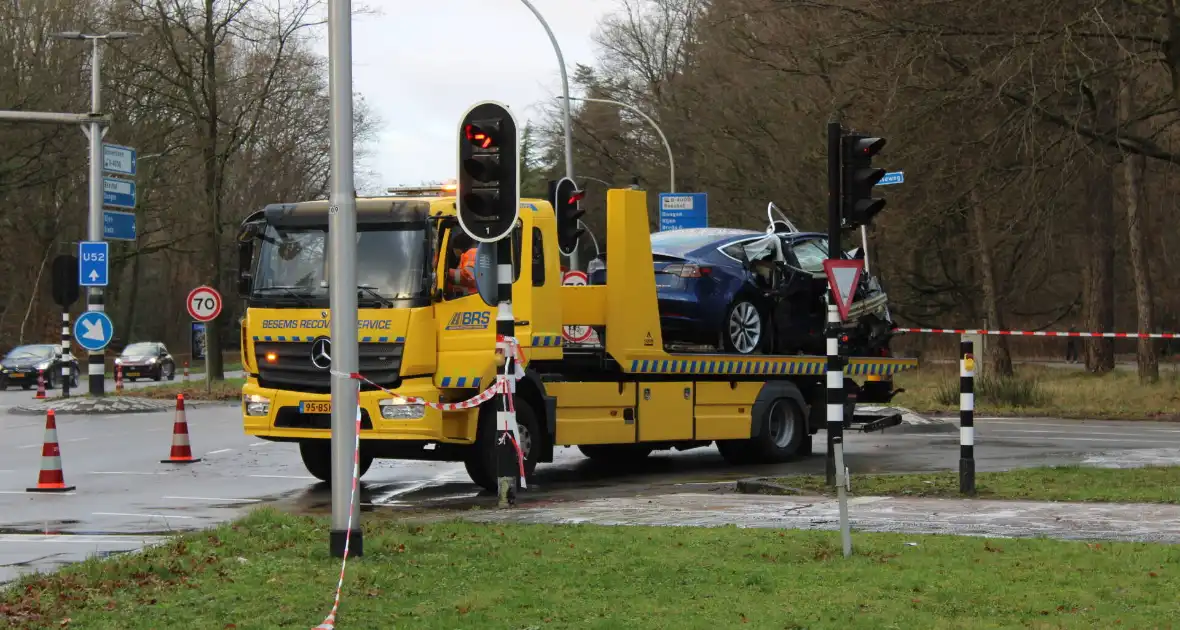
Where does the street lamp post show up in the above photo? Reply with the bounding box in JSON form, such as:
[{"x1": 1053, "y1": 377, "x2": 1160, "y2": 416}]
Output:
[
  {"x1": 51, "y1": 30, "x2": 140, "y2": 396},
  {"x1": 558, "y1": 96, "x2": 675, "y2": 193},
  {"x1": 518, "y1": 0, "x2": 580, "y2": 269}
]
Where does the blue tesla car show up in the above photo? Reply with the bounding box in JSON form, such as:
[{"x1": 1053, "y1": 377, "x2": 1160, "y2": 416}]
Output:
[{"x1": 588, "y1": 212, "x2": 894, "y2": 356}]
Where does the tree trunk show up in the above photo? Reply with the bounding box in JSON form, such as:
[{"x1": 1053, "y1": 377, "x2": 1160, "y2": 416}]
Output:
[
  {"x1": 1119, "y1": 72, "x2": 1158, "y2": 383},
  {"x1": 1083, "y1": 164, "x2": 1116, "y2": 374},
  {"x1": 202, "y1": 0, "x2": 224, "y2": 382},
  {"x1": 124, "y1": 242, "x2": 142, "y2": 341},
  {"x1": 968, "y1": 190, "x2": 1013, "y2": 376}
]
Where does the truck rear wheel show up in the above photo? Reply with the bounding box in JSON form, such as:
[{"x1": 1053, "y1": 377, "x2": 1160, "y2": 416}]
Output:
[
  {"x1": 578, "y1": 444, "x2": 653, "y2": 464},
  {"x1": 464, "y1": 396, "x2": 540, "y2": 493},
  {"x1": 299, "y1": 440, "x2": 373, "y2": 483},
  {"x1": 716, "y1": 397, "x2": 806, "y2": 465}
]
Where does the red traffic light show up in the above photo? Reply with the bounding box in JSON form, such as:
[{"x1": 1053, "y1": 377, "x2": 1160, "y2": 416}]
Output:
[
  {"x1": 464, "y1": 123, "x2": 498, "y2": 149},
  {"x1": 568, "y1": 190, "x2": 586, "y2": 204}
]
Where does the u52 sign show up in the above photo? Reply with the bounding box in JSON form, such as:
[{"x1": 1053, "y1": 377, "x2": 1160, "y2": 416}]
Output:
[{"x1": 187, "y1": 285, "x2": 223, "y2": 322}]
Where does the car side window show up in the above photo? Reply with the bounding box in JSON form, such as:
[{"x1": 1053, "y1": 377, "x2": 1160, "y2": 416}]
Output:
[
  {"x1": 721, "y1": 241, "x2": 748, "y2": 261},
  {"x1": 531, "y1": 227, "x2": 545, "y2": 287},
  {"x1": 791, "y1": 238, "x2": 828, "y2": 275}
]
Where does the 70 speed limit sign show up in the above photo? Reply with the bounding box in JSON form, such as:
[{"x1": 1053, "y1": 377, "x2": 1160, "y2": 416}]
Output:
[{"x1": 187, "y1": 285, "x2": 223, "y2": 322}]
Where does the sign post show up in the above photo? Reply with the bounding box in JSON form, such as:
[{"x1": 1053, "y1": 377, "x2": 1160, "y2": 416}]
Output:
[
  {"x1": 186, "y1": 286, "x2": 222, "y2": 395},
  {"x1": 658, "y1": 192, "x2": 707, "y2": 231}
]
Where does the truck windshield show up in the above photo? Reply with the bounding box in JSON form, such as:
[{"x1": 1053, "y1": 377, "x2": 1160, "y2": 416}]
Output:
[{"x1": 251, "y1": 224, "x2": 428, "y2": 306}]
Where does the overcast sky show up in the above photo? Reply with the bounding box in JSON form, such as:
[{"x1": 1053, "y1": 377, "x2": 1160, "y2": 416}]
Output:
[{"x1": 309, "y1": 0, "x2": 617, "y2": 192}]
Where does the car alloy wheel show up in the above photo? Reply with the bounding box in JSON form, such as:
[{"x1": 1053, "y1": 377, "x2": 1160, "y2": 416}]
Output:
[{"x1": 727, "y1": 301, "x2": 762, "y2": 354}]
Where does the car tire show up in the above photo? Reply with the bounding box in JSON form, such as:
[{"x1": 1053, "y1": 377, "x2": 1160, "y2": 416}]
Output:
[
  {"x1": 464, "y1": 395, "x2": 540, "y2": 493},
  {"x1": 46, "y1": 370, "x2": 57, "y2": 390},
  {"x1": 299, "y1": 440, "x2": 373, "y2": 483},
  {"x1": 720, "y1": 297, "x2": 767, "y2": 355},
  {"x1": 165, "y1": 361, "x2": 176, "y2": 381}
]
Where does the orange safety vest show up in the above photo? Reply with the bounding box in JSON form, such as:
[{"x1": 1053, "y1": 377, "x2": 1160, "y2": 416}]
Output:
[{"x1": 448, "y1": 248, "x2": 478, "y2": 290}]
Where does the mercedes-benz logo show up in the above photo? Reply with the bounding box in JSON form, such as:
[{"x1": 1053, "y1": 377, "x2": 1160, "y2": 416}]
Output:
[{"x1": 310, "y1": 336, "x2": 332, "y2": 370}]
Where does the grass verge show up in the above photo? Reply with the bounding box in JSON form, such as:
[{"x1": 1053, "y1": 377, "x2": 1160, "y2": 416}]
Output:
[
  {"x1": 118, "y1": 378, "x2": 245, "y2": 402},
  {"x1": 892, "y1": 363, "x2": 1180, "y2": 420},
  {"x1": 762, "y1": 466, "x2": 1180, "y2": 504},
  {"x1": 3, "y1": 508, "x2": 1178, "y2": 629}
]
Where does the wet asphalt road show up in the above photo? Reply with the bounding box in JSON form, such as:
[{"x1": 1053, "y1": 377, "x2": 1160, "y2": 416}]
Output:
[{"x1": 3, "y1": 403, "x2": 1180, "y2": 584}]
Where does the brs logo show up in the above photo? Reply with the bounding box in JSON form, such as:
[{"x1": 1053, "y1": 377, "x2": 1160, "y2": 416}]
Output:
[{"x1": 446, "y1": 311, "x2": 490, "y2": 331}]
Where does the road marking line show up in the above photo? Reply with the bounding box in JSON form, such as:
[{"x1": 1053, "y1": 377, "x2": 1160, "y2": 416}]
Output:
[
  {"x1": 17, "y1": 444, "x2": 41, "y2": 449},
  {"x1": 89, "y1": 471, "x2": 167, "y2": 475},
  {"x1": 206, "y1": 448, "x2": 232, "y2": 455},
  {"x1": 249, "y1": 442, "x2": 270, "y2": 447},
  {"x1": 0, "y1": 469, "x2": 14, "y2": 473},
  {"x1": 64, "y1": 438, "x2": 89, "y2": 442},
  {"x1": 161, "y1": 496, "x2": 261, "y2": 503},
  {"x1": 981, "y1": 418, "x2": 1180, "y2": 431},
  {"x1": 93, "y1": 512, "x2": 195, "y2": 519},
  {"x1": 994, "y1": 429, "x2": 1180, "y2": 438},
  {"x1": 0, "y1": 490, "x2": 75, "y2": 495},
  {"x1": 248, "y1": 474, "x2": 317, "y2": 480},
  {"x1": 989, "y1": 433, "x2": 1170, "y2": 444}
]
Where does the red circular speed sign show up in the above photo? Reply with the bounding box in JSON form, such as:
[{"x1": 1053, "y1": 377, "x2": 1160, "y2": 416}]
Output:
[
  {"x1": 561, "y1": 271, "x2": 592, "y2": 343},
  {"x1": 187, "y1": 285, "x2": 223, "y2": 322}
]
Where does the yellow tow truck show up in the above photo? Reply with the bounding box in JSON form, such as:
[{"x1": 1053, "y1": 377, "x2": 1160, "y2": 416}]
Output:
[{"x1": 235, "y1": 187, "x2": 917, "y2": 490}]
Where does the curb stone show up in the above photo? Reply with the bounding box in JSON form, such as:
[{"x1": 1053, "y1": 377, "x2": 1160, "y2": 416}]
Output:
[{"x1": 7, "y1": 397, "x2": 235, "y2": 416}]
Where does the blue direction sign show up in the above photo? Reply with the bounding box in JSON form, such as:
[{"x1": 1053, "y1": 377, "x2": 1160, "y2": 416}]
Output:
[
  {"x1": 102, "y1": 177, "x2": 136, "y2": 209},
  {"x1": 102, "y1": 144, "x2": 137, "y2": 176},
  {"x1": 879, "y1": 171, "x2": 904, "y2": 186},
  {"x1": 74, "y1": 311, "x2": 114, "y2": 352},
  {"x1": 658, "y1": 192, "x2": 708, "y2": 231},
  {"x1": 78, "y1": 241, "x2": 109, "y2": 287},
  {"x1": 103, "y1": 210, "x2": 136, "y2": 241}
]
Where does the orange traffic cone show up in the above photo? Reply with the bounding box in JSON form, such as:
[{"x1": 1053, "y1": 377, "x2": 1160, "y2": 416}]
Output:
[
  {"x1": 115, "y1": 364, "x2": 124, "y2": 393},
  {"x1": 162, "y1": 394, "x2": 201, "y2": 464},
  {"x1": 34, "y1": 369, "x2": 47, "y2": 399},
  {"x1": 27, "y1": 410, "x2": 75, "y2": 492}
]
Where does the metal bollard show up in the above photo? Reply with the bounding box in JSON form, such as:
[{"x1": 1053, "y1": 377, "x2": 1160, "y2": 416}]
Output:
[
  {"x1": 960, "y1": 341, "x2": 976, "y2": 495},
  {"x1": 833, "y1": 435, "x2": 852, "y2": 558},
  {"x1": 115, "y1": 364, "x2": 124, "y2": 393},
  {"x1": 183, "y1": 361, "x2": 189, "y2": 381}
]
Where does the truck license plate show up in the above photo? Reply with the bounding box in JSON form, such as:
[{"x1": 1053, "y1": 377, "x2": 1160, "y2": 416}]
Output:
[{"x1": 300, "y1": 401, "x2": 331, "y2": 414}]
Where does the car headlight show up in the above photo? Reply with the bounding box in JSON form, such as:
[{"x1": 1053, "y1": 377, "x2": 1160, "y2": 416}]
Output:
[
  {"x1": 147, "y1": 357, "x2": 157, "y2": 364},
  {"x1": 114, "y1": 358, "x2": 122, "y2": 365},
  {"x1": 35, "y1": 362, "x2": 50, "y2": 371},
  {"x1": 243, "y1": 394, "x2": 271, "y2": 416},
  {"x1": 378, "y1": 396, "x2": 425, "y2": 419}
]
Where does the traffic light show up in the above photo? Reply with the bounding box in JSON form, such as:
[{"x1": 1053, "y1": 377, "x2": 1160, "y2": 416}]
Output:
[
  {"x1": 456, "y1": 101, "x2": 519, "y2": 242},
  {"x1": 840, "y1": 133, "x2": 886, "y2": 228},
  {"x1": 550, "y1": 177, "x2": 585, "y2": 255}
]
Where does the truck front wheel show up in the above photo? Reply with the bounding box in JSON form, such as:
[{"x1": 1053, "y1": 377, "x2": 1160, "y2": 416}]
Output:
[
  {"x1": 464, "y1": 396, "x2": 540, "y2": 493},
  {"x1": 299, "y1": 440, "x2": 374, "y2": 483}
]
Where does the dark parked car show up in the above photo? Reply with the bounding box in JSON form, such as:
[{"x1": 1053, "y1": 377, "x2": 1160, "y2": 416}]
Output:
[
  {"x1": 115, "y1": 341, "x2": 177, "y2": 381},
  {"x1": 0, "y1": 344, "x2": 79, "y2": 390},
  {"x1": 589, "y1": 208, "x2": 894, "y2": 356}
]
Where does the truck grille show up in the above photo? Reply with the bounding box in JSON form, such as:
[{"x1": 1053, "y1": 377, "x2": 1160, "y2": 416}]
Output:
[{"x1": 254, "y1": 341, "x2": 402, "y2": 394}]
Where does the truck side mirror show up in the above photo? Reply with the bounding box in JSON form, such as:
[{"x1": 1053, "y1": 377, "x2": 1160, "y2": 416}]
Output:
[
  {"x1": 474, "y1": 241, "x2": 499, "y2": 308},
  {"x1": 237, "y1": 240, "x2": 254, "y2": 297}
]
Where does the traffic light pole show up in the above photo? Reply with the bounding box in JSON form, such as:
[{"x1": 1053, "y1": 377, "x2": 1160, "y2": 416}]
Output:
[
  {"x1": 495, "y1": 236, "x2": 520, "y2": 506},
  {"x1": 84, "y1": 37, "x2": 108, "y2": 397},
  {"x1": 327, "y1": 0, "x2": 362, "y2": 559},
  {"x1": 826, "y1": 121, "x2": 843, "y2": 486}
]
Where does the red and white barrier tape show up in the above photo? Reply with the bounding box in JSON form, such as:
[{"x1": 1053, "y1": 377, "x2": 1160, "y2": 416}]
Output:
[
  {"x1": 896, "y1": 327, "x2": 1180, "y2": 339},
  {"x1": 313, "y1": 402, "x2": 362, "y2": 630},
  {"x1": 313, "y1": 335, "x2": 525, "y2": 629}
]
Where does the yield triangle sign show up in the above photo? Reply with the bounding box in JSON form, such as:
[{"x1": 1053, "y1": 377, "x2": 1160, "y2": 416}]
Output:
[{"x1": 823, "y1": 259, "x2": 864, "y2": 322}]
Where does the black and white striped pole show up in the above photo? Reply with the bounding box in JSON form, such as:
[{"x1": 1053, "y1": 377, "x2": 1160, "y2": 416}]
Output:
[
  {"x1": 456, "y1": 100, "x2": 522, "y2": 508},
  {"x1": 960, "y1": 340, "x2": 976, "y2": 495},
  {"x1": 61, "y1": 311, "x2": 71, "y2": 398},
  {"x1": 825, "y1": 303, "x2": 844, "y2": 486},
  {"x1": 495, "y1": 238, "x2": 520, "y2": 507}
]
